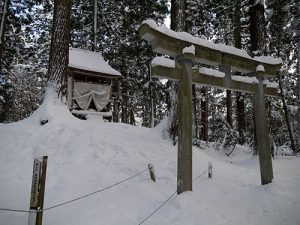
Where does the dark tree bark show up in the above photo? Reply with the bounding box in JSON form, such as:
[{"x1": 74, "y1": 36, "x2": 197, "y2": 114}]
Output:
[
  {"x1": 277, "y1": 72, "x2": 296, "y2": 153},
  {"x1": 250, "y1": 0, "x2": 265, "y2": 154},
  {"x1": 249, "y1": 0, "x2": 265, "y2": 55},
  {"x1": 92, "y1": 0, "x2": 98, "y2": 51},
  {"x1": 171, "y1": 0, "x2": 186, "y2": 32},
  {"x1": 200, "y1": 87, "x2": 208, "y2": 141},
  {"x1": 226, "y1": 90, "x2": 232, "y2": 127},
  {"x1": 236, "y1": 92, "x2": 245, "y2": 144},
  {"x1": 192, "y1": 84, "x2": 198, "y2": 138},
  {"x1": 169, "y1": 0, "x2": 187, "y2": 144},
  {"x1": 0, "y1": 0, "x2": 10, "y2": 70},
  {"x1": 220, "y1": 8, "x2": 232, "y2": 129},
  {"x1": 121, "y1": 89, "x2": 128, "y2": 124},
  {"x1": 48, "y1": 0, "x2": 72, "y2": 94},
  {"x1": 298, "y1": 42, "x2": 300, "y2": 152},
  {"x1": 234, "y1": 0, "x2": 246, "y2": 144}
]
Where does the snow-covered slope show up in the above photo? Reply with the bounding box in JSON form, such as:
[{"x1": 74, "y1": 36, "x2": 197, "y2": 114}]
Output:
[{"x1": 1, "y1": 90, "x2": 300, "y2": 225}]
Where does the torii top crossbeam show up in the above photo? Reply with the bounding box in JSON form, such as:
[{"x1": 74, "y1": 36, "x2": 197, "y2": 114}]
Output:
[{"x1": 140, "y1": 20, "x2": 282, "y2": 76}]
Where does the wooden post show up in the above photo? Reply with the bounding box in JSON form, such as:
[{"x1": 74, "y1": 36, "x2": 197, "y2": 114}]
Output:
[
  {"x1": 208, "y1": 161, "x2": 212, "y2": 178},
  {"x1": 148, "y1": 163, "x2": 156, "y2": 182},
  {"x1": 177, "y1": 53, "x2": 193, "y2": 194},
  {"x1": 253, "y1": 76, "x2": 273, "y2": 184},
  {"x1": 28, "y1": 156, "x2": 48, "y2": 225}
]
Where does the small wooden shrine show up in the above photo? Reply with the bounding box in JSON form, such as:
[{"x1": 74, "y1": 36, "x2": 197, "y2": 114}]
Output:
[{"x1": 67, "y1": 48, "x2": 121, "y2": 118}]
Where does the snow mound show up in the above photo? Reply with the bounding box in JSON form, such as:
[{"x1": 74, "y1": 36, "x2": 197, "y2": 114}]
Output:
[{"x1": 0, "y1": 92, "x2": 300, "y2": 225}]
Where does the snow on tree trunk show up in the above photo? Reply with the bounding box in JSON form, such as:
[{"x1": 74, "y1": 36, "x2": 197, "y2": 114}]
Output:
[{"x1": 48, "y1": 0, "x2": 72, "y2": 95}]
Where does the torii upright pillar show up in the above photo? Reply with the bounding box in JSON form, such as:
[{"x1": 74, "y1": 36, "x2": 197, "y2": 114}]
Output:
[
  {"x1": 177, "y1": 53, "x2": 194, "y2": 194},
  {"x1": 253, "y1": 74, "x2": 273, "y2": 184}
]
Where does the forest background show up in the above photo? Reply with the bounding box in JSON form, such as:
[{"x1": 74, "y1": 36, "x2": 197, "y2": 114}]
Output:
[{"x1": 0, "y1": 0, "x2": 299, "y2": 153}]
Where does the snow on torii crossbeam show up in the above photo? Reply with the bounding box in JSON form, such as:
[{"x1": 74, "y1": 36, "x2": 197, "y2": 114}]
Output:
[
  {"x1": 151, "y1": 57, "x2": 279, "y2": 97},
  {"x1": 139, "y1": 20, "x2": 282, "y2": 194},
  {"x1": 140, "y1": 20, "x2": 282, "y2": 76}
]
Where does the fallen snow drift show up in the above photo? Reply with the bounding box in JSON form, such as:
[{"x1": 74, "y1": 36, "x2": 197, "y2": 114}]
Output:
[{"x1": 0, "y1": 91, "x2": 300, "y2": 225}]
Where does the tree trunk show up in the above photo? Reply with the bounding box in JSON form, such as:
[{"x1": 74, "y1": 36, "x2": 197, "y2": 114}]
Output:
[
  {"x1": 298, "y1": 42, "x2": 300, "y2": 152},
  {"x1": 277, "y1": 71, "x2": 296, "y2": 153},
  {"x1": 48, "y1": 0, "x2": 72, "y2": 94},
  {"x1": 226, "y1": 90, "x2": 232, "y2": 127},
  {"x1": 249, "y1": 0, "x2": 265, "y2": 55},
  {"x1": 250, "y1": 0, "x2": 266, "y2": 154},
  {"x1": 236, "y1": 92, "x2": 245, "y2": 144},
  {"x1": 169, "y1": 0, "x2": 187, "y2": 144},
  {"x1": 93, "y1": 0, "x2": 98, "y2": 51},
  {"x1": 171, "y1": 0, "x2": 186, "y2": 32},
  {"x1": 200, "y1": 87, "x2": 208, "y2": 141},
  {"x1": 121, "y1": 90, "x2": 128, "y2": 124},
  {"x1": 234, "y1": 0, "x2": 246, "y2": 144},
  {"x1": 221, "y1": 8, "x2": 232, "y2": 129},
  {"x1": 0, "y1": 0, "x2": 9, "y2": 70},
  {"x1": 192, "y1": 84, "x2": 198, "y2": 138}
]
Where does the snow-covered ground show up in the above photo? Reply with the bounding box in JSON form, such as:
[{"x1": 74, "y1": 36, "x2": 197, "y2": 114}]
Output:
[{"x1": 1, "y1": 90, "x2": 300, "y2": 225}]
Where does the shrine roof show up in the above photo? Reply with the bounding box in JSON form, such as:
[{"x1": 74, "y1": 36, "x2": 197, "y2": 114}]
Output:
[{"x1": 69, "y1": 48, "x2": 121, "y2": 77}]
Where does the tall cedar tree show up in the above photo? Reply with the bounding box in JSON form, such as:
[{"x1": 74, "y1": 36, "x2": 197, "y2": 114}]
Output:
[
  {"x1": 169, "y1": 0, "x2": 187, "y2": 144},
  {"x1": 0, "y1": 0, "x2": 10, "y2": 122},
  {"x1": 234, "y1": 0, "x2": 246, "y2": 144},
  {"x1": 48, "y1": 0, "x2": 72, "y2": 94},
  {"x1": 266, "y1": 0, "x2": 297, "y2": 152},
  {"x1": 0, "y1": 0, "x2": 10, "y2": 70},
  {"x1": 250, "y1": 0, "x2": 265, "y2": 154}
]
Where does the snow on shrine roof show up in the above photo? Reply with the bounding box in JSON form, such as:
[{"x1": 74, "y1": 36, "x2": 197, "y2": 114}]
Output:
[{"x1": 69, "y1": 48, "x2": 121, "y2": 76}]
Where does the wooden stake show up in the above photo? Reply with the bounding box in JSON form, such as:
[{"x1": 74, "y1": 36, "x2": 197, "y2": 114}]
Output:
[
  {"x1": 177, "y1": 53, "x2": 193, "y2": 194},
  {"x1": 208, "y1": 161, "x2": 213, "y2": 179},
  {"x1": 148, "y1": 163, "x2": 156, "y2": 182}
]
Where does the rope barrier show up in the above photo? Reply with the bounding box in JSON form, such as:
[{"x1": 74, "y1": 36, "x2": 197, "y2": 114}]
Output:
[
  {"x1": 43, "y1": 168, "x2": 148, "y2": 212},
  {"x1": 0, "y1": 168, "x2": 148, "y2": 214},
  {"x1": 138, "y1": 190, "x2": 177, "y2": 225},
  {"x1": 0, "y1": 167, "x2": 210, "y2": 225},
  {"x1": 0, "y1": 208, "x2": 32, "y2": 213},
  {"x1": 138, "y1": 168, "x2": 209, "y2": 225},
  {"x1": 193, "y1": 169, "x2": 209, "y2": 182}
]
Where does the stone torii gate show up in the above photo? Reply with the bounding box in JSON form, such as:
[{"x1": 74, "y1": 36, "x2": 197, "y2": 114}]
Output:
[{"x1": 139, "y1": 20, "x2": 282, "y2": 194}]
